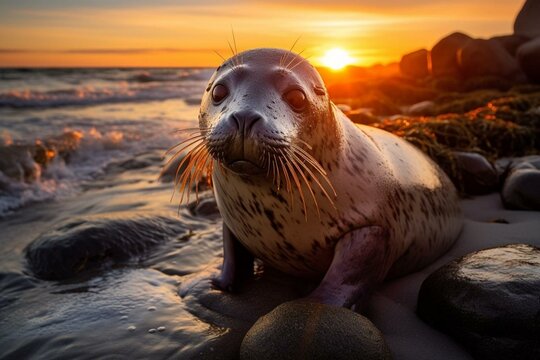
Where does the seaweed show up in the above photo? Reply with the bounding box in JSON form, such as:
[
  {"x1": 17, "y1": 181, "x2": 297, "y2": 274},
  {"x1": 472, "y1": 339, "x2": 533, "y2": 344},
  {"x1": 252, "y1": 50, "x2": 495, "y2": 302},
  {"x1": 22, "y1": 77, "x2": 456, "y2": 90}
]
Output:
[{"x1": 374, "y1": 95, "x2": 540, "y2": 191}]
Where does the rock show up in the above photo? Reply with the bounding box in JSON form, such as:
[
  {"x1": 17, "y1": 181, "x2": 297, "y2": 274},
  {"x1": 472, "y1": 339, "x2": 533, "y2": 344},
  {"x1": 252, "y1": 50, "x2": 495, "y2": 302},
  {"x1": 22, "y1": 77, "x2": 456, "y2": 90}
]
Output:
[
  {"x1": 400, "y1": 49, "x2": 430, "y2": 78},
  {"x1": 189, "y1": 194, "x2": 219, "y2": 216},
  {"x1": 0, "y1": 145, "x2": 41, "y2": 182},
  {"x1": 405, "y1": 100, "x2": 435, "y2": 116},
  {"x1": 514, "y1": 0, "x2": 540, "y2": 39},
  {"x1": 240, "y1": 300, "x2": 392, "y2": 360},
  {"x1": 517, "y1": 37, "x2": 540, "y2": 83},
  {"x1": 346, "y1": 108, "x2": 379, "y2": 125},
  {"x1": 457, "y1": 39, "x2": 524, "y2": 81},
  {"x1": 453, "y1": 152, "x2": 498, "y2": 195},
  {"x1": 490, "y1": 34, "x2": 530, "y2": 56},
  {"x1": 417, "y1": 244, "x2": 540, "y2": 360},
  {"x1": 501, "y1": 168, "x2": 540, "y2": 210},
  {"x1": 25, "y1": 216, "x2": 188, "y2": 280},
  {"x1": 431, "y1": 32, "x2": 472, "y2": 77}
]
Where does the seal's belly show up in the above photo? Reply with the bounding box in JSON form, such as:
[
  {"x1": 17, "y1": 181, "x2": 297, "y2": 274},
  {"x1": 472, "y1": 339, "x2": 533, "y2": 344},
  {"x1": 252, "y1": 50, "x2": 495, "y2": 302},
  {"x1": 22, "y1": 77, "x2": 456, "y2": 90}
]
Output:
[{"x1": 213, "y1": 174, "x2": 341, "y2": 277}]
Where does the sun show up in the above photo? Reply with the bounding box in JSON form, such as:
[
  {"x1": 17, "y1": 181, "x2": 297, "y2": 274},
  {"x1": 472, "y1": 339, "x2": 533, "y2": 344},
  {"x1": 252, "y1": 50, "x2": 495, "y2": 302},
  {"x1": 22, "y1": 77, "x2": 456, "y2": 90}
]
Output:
[{"x1": 321, "y1": 48, "x2": 353, "y2": 70}]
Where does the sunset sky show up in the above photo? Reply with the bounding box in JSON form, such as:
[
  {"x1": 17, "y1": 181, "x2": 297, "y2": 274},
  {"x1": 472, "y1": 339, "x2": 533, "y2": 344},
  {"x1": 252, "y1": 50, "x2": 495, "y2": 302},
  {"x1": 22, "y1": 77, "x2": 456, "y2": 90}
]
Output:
[{"x1": 0, "y1": 0, "x2": 525, "y2": 68}]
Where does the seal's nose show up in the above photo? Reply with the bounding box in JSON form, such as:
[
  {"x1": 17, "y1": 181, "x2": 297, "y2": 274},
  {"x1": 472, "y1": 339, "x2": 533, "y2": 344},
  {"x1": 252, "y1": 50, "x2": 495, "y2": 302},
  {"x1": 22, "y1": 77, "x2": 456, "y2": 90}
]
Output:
[{"x1": 230, "y1": 110, "x2": 263, "y2": 136}]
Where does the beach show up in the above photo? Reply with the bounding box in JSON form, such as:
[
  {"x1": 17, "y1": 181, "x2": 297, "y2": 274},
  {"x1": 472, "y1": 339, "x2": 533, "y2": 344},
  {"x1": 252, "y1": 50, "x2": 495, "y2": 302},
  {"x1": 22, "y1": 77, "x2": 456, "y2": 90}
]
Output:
[{"x1": 0, "y1": 67, "x2": 539, "y2": 359}]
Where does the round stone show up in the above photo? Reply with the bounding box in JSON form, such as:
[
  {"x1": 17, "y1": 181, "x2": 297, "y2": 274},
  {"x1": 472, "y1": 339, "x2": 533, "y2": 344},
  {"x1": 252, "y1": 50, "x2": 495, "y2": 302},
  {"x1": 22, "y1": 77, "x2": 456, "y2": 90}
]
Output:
[
  {"x1": 417, "y1": 244, "x2": 540, "y2": 360},
  {"x1": 240, "y1": 300, "x2": 391, "y2": 360}
]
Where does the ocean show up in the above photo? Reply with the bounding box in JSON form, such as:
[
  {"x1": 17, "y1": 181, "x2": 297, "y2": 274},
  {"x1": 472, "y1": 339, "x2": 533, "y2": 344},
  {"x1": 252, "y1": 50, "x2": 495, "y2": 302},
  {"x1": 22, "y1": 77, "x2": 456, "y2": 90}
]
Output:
[
  {"x1": 0, "y1": 68, "x2": 213, "y2": 215},
  {"x1": 0, "y1": 68, "x2": 255, "y2": 359}
]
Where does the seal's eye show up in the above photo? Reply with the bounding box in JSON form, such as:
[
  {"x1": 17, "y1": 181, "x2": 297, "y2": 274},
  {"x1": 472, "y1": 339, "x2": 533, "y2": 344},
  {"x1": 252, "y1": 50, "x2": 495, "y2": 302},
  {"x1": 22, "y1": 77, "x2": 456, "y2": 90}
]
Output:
[
  {"x1": 284, "y1": 89, "x2": 307, "y2": 111},
  {"x1": 212, "y1": 84, "x2": 228, "y2": 104}
]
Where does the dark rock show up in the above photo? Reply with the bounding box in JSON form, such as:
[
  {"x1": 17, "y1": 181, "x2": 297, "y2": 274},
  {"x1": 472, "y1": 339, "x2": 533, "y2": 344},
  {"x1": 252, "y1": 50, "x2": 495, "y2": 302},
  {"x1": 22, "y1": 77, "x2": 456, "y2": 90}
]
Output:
[
  {"x1": 400, "y1": 49, "x2": 430, "y2": 78},
  {"x1": 517, "y1": 37, "x2": 540, "y2": 83},
  {"x1": 346, "y1": 109, "x2": 379, "y2": 125},
  {"x1": 431, "y1": 32, "x2": 472, "y2": 77},
  {"x1": 0, "y1": 145, "x2": 40, "y2": 182},
  {"x1": 490, "y1": 34, "x2": 530, "y2": 56},
  {"x1": 188, "y1": 193, "x2": 219, "y2": 217},
  {"x1": 453, "y1": 152, "x2": 499, "y2": 195},
  {"x1": 457, "y1": 39, "x2": 524, "y2": 81},
  {"x1": 501, "y1": 168, "x2": 540, "y2": 210},
  {"x1": 25, "y1": 216, "x2": 188, "y2": 280},
  {"x1": 514, "y1": 0, "x2": 540, "y2": 39},
  {"x1": 418, "y1": 244, "x2": 540, "y2": 360},
  {"x1": 240, "y1": 300, "x2": 392, "y2": 360}
]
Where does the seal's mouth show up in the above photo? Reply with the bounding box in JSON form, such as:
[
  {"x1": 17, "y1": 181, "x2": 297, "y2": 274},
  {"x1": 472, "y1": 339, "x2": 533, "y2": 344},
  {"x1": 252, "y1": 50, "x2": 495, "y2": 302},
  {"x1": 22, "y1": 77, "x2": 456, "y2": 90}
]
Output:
[{"x1": 225, "y1": 159, "x2": 265, "y2": 176}]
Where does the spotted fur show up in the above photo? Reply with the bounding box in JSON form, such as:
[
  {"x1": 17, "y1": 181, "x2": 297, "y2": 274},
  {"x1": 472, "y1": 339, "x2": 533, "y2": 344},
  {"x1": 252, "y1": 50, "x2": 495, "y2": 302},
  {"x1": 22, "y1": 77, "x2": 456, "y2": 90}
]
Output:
[{"x1": 198, "y1": 48, "x2": 463, "y2": 279}]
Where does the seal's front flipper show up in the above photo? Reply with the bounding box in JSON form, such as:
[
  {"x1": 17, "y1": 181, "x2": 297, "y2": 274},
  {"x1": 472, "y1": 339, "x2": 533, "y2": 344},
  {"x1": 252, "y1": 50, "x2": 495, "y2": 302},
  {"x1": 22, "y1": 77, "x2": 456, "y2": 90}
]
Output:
[
  {"x1": 307, "y1": 226, "x2": 390, "y2": 310},
  {"x1": 212, "y1": 224, "x2": 254, "y2": 292}
]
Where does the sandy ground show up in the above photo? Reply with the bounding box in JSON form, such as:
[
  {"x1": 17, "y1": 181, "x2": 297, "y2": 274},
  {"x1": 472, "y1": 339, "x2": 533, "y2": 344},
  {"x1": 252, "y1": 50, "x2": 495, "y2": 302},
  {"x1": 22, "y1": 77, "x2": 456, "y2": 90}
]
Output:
[{"x1": 369, "y1": 193, "x2": 540, "y2": 359}]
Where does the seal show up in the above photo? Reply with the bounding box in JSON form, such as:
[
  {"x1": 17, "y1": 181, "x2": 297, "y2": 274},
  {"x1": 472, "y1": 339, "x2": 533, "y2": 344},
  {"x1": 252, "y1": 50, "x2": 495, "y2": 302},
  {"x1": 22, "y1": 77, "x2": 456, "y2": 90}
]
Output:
[{"x1": 171, "y1": 48, "x2": 463, "y2": 309}]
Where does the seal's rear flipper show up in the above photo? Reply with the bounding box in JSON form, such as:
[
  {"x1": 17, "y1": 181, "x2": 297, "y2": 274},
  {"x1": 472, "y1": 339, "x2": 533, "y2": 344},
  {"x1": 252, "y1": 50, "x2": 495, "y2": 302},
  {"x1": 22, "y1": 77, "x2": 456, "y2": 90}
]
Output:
[
  {"x1": 306, "y1": 226, "x2": 390, "y2": 310},
  {"x1": 212, "y1": 224, "x2": 254, "y2": 292}
]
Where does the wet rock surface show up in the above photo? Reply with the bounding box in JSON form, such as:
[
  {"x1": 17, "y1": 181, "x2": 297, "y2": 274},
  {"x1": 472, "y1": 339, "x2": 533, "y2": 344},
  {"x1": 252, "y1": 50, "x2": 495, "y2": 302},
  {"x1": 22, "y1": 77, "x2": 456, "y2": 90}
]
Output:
[
  {"x1": 240, "y1": 300, "x2": 392, "y2": 360},
  {"x1": 25, "y1": 215, "x2": 188, "y2": 280},
  {"x1": 417, "y1": 244, "x2": 540, "y2": 360},
  {"x1": 501, "y1": 168, "x2": 540, "y2": 210},
  {"x1": 453, "y1": 152, "x2": 498, "y2": 195}
]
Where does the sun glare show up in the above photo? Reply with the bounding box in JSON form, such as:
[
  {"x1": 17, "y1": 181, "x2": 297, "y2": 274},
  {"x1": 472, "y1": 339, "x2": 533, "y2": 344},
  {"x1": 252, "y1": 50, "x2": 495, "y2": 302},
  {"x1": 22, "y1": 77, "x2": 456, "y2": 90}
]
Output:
[{"x1": 321, "y1": 48, "x2": 353, "y2": 70}]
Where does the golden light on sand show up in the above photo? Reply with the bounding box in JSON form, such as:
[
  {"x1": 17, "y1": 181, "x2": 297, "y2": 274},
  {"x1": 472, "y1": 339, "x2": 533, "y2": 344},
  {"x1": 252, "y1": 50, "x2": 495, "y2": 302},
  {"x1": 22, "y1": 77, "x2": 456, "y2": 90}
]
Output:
[{"x1": 321, "y1": 48, "x2": 353, "y2": 70}]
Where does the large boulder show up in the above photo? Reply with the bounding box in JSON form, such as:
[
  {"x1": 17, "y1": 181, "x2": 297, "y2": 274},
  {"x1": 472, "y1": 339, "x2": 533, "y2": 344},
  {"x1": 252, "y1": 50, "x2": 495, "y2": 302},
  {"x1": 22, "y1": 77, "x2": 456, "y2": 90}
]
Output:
[
  {"x1": 514, "y1": 0, "x2": 540, "y2": 39},
  {"x1": 517, "y1": 37, "x2": 540, "y2": 83},
  {"x1": 431, "y1": 32, "x2": 472, "y2": 77},
  {"x1": 400, "y1": 49, "x2": 429, "y2": 78},
  {"x1": 240, "y1": 301, "x2": 392, "y2": 360},
  {"x1": 457, "y1": 39, "x2": 524, "y2": 81},
  {"x1": 418, "y1": 244, "x2": 540, "y2": 360},
  {"x1": 25, "y1": 216, "x2": 188, "y2": 280},
  {"x1": 490, "y1": 34, "x2": 530, "y2": 56}
]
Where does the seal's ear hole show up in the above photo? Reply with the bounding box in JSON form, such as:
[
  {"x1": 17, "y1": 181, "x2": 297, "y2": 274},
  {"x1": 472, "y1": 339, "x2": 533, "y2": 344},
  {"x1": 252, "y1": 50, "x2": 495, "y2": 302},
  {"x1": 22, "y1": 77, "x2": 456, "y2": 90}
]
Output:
[
  {"x1": 212, "y1": 84, "x2": 229, "y2": 104},
  {"x1": 284, "y1": 89, "x2": 307, "y2": 111}
]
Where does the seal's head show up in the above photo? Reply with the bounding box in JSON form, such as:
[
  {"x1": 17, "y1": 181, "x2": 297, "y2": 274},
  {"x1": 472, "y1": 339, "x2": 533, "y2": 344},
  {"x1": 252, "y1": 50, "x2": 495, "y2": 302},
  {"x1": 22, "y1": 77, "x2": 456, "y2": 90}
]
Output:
[{"x1": 199, "y1": 48, "x2": 335, "y2": 178}]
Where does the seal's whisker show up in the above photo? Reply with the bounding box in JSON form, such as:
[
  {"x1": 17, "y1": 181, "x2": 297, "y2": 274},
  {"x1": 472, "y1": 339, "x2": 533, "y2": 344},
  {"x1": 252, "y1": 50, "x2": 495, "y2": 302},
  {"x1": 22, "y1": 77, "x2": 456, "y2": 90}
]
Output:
[
  {"x1": 172, "y1": 127, "x2": 209, "y2": 134},
  {"x1": 277, "y1": 155, "x2": 294, "y2": 207},
  {"x1": 165, "y1": 134, "x2": 207, "y2": 156},
  {"x1": 289, "y1": 153, "x2": 320, "y2": 219},
  {"x1": 285, "y1": 48, "x2": 306, "y2": 70},
  {"x1": 290, "y1": 144, "x2": 327, "y2": 175},
  {"x1": 185, "y1": 147, "x2": 209, "y2": 203},
  {"x1": 179, "y1": 145, "x2": 208, "y2": 204},
  {"x1": 295, "y1": 139, "x2": 313, "y2": 150},
  {"x1": 292, "y1": 145, "x2": 337, "y2": 198},
  {"x1": 173, "y1": 142, "x2": 206, "y2": 195},
  {"x1": 290, "y1": 150, "x2": 336, "y2": 211},
  {"x1": 280, "y1": 149, "x2": 307, "y2": 220},
  {"x1": 273, "y1": 154, "x2": 281, "y2": 191},
  {"x1": 192, "y1": 150, "x2": 212, "y2": 203},
  {"x1": 289, "y1": 54, "x2": 312, "y2": 72},
  {"x1": 280, "y1": 36, "x2": 301, "y2": 69},
  {"x1": 162, "y1": 138, "x2": 205, "y2": 179},
  {"x1": 169, "y1": 141, "x2": 206, "y2": 202},
  {"x1": 213, "y1": 50, "x2": 227, "y2": 62}
]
